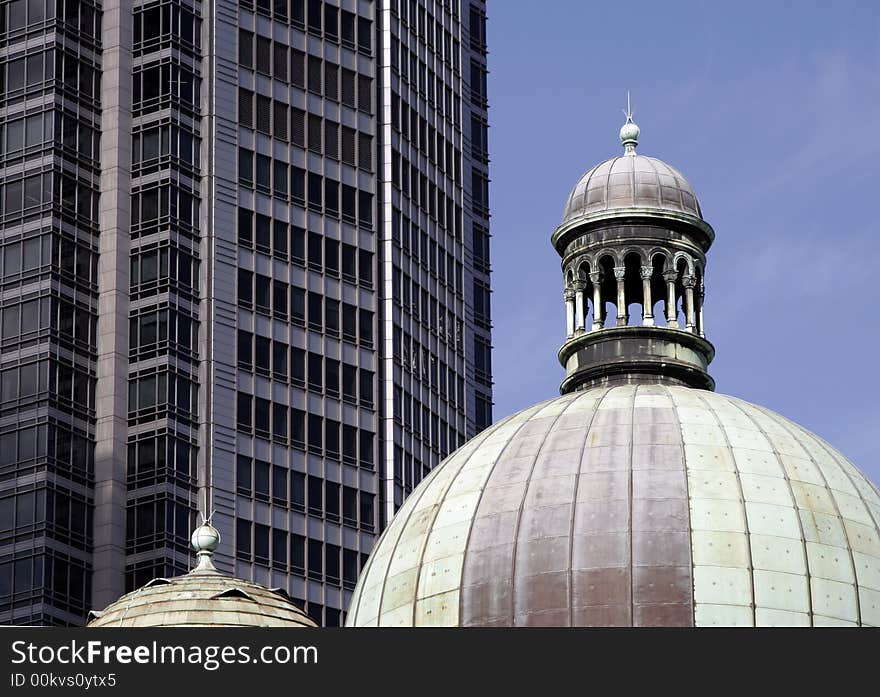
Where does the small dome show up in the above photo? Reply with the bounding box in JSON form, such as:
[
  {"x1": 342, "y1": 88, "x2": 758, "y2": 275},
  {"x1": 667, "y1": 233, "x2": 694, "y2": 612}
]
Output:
[
  {"x1": 562, "y1": 153, "x2": 702, "y2": 224},
  {"x1": 88, "y1": 569, "x2": 317, "y2": 628},
  {"x1": 88, "y1": 524, "x2": 316, "y2": 627},
  {"x1": 346, "y1": 385, "x2": 880, "y2": 627}
]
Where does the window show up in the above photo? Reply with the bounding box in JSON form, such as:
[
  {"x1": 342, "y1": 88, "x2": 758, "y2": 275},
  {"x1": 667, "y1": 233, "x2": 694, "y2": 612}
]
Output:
[
  {"x1": 360, "y1": 492, "x2": 374, "y2": 528},
  {"x1": 273, "y1": 341, "x2": 288, "y2": 380},
  {"x1": 308, "y1": 414, "x2": 322, "y2": 451},
  {"x1": 273, "y1": 43, "x2": 288, "y2": 81},
  {"x1": 342, "y1": 365, "x2": 356, "y2": 404},
  {"x1": 291, "y1": 288, "x2": 305, "y2": 325},
  {"x1": 256, "y1": 95, "x2": 271, "y2": 133},
  {"x1": 255, "y1": 397, "x2": 271, "y2": 436},
  {"x1": 307, "y1": 292, "x2": 322, "y2": 331},
  {"x1": 237, "y1": 392, "x2": 253, "y2": 430},
  {"x1": 360, "y1": 370, "x2": 374, "y2": 409},
  {"x1": 359, "y1": 308, "x2": 373, "y2": 346},
  {"x1": 237, "y1": 269, "x2": 253, "y2": 306},
  {"x1": 325, "y1": 482, "x2": 339, "y2": 520},
  {"x1": 254, "y1": 523, "x2": 270, "y2": 563},
  {"x1": 291, "y1": 348, "x2": 305, "y2": 386},
  {"x1": 325, "y1": 299, "x2": 339, "y2": 336},
  {"x1": 256, "y1": 36, "x2": 271, "y2": 74},
  {"x1": 474, "y1": 280, "x2": 491, "y2": 327},
  {"x1": 236, "y1": 455, "x2": 252, "y2": 495},
  {"x1": 255, "y1": 336, "x2": 270, "y2": 374},
  {"x1": 254, "y1": 459, "x2": 270, "y2": 501},
  {"x1": 359, "y1": 250, "x2": 373, "y2": 286},
  {"x1": 238, "y1": 208, "x2": 253, "y2": 246},
  {"x1": 341, "y1": 244, "x2": 356, "y2": 282},
  {"x1": 273, "y1": 529, "x2": 287, "y2": 566},
  {"x1": 357, "y1": 17, "x2": 372, "y2": 53},
  {"x1": 359, "y1": 430, "x2": 373, "y2": 469},
  {"x1": 308, "y1": 475, "x2": 322, "y2": 515},
  {"x1": 291, "y1": 534, "x2": 305, "y2": 573},
  {"x1": 324, "y1": 239, "x2": 339, "y2": 276},
  {"x1": 236, "y1": 519, "x2": 252, "y2": 556},
  {"x1": 256, "y1": 154, "x2": 271, "y2": 191},
  {"x1": 272, "y1": 466, "x2": 287, "y2": 506},
  {"x1": 307, "y1": 539, "x2": 323, "y2": 578},
  {"x1": 239, "y1": 30, "x2": 254, "y2": 68},
  {"x1": 308, "y1": 353, "x2": 323, "y2": 391},
  {"x1": 342, "y1": 487, "x2": 357, "y2": 526},
  {"x1": 358, "y1": 191, "x2": 373, "y2": 228},
  {"x1": 326, "y1": 542, "x2": 341, "y2": 582}
]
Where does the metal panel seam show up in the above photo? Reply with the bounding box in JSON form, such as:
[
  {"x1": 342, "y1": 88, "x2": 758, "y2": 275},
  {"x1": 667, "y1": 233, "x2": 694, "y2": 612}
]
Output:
[
  {"x1": 457, "y1": 398, "x2": 574, "y2": 626},
  {"x1": 407, "y1": 415, "x2": 514, "y2": 625},
  {"x1": 509, "y1": 398, "x2": 584, "y2": 625},
  {"x1": 664, "y1": 384, "x2": 696, "y2": 626},
  {"x1": 566, "y1": 386, "x2": 613, "y2": 625},
  {"x1": 692, "y1": 391, "x2": 757, "y2": 626},
  {"x1": 750, "y1": 403, "x2": 868, "y2": 625}
]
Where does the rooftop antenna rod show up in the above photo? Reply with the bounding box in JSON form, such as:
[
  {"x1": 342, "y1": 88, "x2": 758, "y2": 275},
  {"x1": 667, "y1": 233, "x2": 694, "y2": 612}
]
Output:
[{"x1": 622, "y1": 90, "x2": 634, "y2": 122}]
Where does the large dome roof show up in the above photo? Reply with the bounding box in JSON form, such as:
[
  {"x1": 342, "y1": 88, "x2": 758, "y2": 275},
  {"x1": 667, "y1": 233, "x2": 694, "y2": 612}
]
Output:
[
  {"x1": 346, "y1": 385, "x2": 880, "y2": 627},
  {"x1": 562, "y1": 154, "x2": 702, "y2": 224}
]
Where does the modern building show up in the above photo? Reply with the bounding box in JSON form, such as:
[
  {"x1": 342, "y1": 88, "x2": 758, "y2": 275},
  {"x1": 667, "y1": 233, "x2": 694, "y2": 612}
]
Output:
[
  {"x1": 0, "y1": 0, "x2": 492, "y2": 627},
  {"x1": 346, "y1": 114, "x2": 880, "y2": 627}
]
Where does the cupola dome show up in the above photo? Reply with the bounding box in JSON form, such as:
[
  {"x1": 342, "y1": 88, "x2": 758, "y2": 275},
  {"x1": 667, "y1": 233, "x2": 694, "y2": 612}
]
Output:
[{"x1": 88, "y1": 522, "x2": 317, "y2": 627}]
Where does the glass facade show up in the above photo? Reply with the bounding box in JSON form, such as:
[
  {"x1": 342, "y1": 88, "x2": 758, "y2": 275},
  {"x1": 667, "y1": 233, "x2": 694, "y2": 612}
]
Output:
[
  {"x1": 0, "y1": 0, "x2": 101, "y2": 624},
  {"x1": 0, "y1": 0, "x2": 490, "y2": 627}
]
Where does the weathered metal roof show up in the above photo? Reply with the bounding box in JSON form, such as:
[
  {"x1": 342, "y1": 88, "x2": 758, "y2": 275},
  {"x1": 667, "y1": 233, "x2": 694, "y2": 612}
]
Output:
[
  {"x1": 562, "y1": 153, "x2": 702, "y2": 223},
  {"x1": 88, "y1": 567, "x2": 317, "y2": 628},
  {"x1": 346, "y1": 384, "x2": 880, "y2": 627}
]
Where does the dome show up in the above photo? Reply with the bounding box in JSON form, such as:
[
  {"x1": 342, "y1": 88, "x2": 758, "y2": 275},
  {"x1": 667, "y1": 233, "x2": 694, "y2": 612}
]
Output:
[
  {"x1": 562, "y1": 154, "x2": 702, "y2": 224},
  {"x1": 88, "y1": 523, "x2": 317, "y2": 627},
  {"x1": 346, "y1": 385, "x2": 880, "y2": 627}
]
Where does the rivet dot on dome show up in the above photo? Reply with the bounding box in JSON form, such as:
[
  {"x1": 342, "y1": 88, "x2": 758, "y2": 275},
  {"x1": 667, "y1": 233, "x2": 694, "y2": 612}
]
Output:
[{"x1": 345, "y1": 105, "x2": 880, "y2": 627}]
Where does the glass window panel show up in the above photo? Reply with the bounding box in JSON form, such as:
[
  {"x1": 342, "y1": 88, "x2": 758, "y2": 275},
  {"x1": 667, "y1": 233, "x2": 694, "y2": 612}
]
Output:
[
  {"x1": 7, "y1": 58, "x2": 25, "y2": 91},
  {"x1": 8, "y1": 0, "x2": 26, "y2": 30},
  {"x1": 25, "y1": 115, "x2": 42, "y2": 147},
  {"x1": 7, "y1": 119, "x2": 24, "y2": 152}
]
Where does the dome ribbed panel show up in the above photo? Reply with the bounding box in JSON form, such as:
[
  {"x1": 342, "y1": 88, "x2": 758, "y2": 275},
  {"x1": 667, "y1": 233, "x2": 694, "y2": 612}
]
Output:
[{"x1": 346, "y1": 386, "x2": 880, "y2": 627}]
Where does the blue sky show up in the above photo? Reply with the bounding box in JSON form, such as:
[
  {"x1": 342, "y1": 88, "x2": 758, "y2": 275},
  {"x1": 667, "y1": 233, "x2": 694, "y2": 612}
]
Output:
[{"x1": 487, "y1": 1, "x2": 880, "y2": 482}]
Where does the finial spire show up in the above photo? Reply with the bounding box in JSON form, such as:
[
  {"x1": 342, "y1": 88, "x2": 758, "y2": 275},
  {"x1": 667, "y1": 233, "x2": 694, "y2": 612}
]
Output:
[
  {"x1": 619, "y1": 91, "x2": 640, "y2": 154},
  {"x1": 191, "y1": 510, "x2": 220, "y2": 573}
]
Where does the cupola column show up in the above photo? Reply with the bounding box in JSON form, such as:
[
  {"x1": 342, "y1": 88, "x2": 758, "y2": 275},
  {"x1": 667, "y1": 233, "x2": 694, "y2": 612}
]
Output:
[
  {"x1": 564, "y1": 288, "x2": 576, "y2": 337},
  {"x1": 589, "y1": 271, "x2": 604, "y2": 330},
  {"x1": 663, "y1": 270, "x2": 679, "y2": 328},
  {"x1": 640, "y1": 266, "x2": 654, "y2": 326},
  {"x1": 614, "y1": 267, "x2": 627, "y2": 326},
  {"x1": 697, "y1": 281, "x2": 705, "y2": 337},
  {"x1": 573, "y1": 281, "x2": 586, "y2": 333},
  {"x1": 683, "y1": 275, "x2": 697, "y2": 333}
]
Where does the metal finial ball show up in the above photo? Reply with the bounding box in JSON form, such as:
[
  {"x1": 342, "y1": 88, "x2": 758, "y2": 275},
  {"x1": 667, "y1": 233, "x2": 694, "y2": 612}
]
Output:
[
  {"x1": 620, "y1": 119, "x2": 640, "y2": 147},
  {"x1": 191, "y1": 523, "x2": 221, "y2": 553}
]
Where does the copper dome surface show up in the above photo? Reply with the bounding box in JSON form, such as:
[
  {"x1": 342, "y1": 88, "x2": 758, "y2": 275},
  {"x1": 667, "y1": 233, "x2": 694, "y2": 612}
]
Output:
[
  {"x1": 88, "y1": 567, "x2": 317, "y2": 627},
  {"x1": 346, "y1": 385, "x2": 880, "y2": 627},
  {"x1": 562, "y1": 154, "x2": 702, "y2": 224}
]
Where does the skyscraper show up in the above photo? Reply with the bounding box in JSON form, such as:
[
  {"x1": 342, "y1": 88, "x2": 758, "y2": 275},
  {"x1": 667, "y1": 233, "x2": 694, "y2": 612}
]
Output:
[{"x1": 0, "y1": 0, "x2": 491, "y2": 627}]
